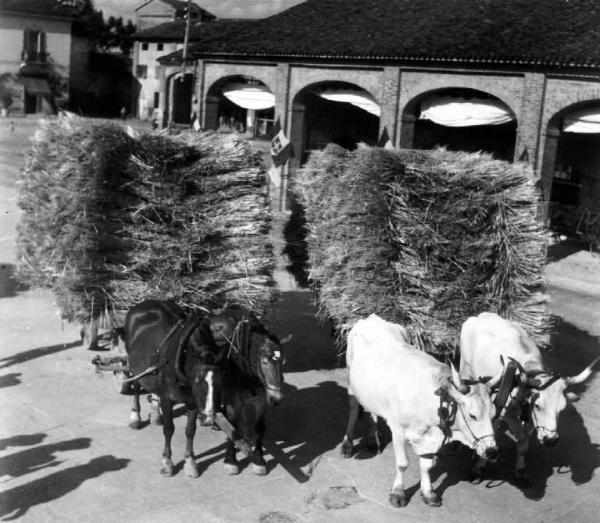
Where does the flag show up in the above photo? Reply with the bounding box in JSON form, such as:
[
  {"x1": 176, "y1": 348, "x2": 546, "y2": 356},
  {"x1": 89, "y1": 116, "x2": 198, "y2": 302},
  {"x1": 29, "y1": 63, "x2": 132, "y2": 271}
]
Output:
[
  {"x1": 271, "y1": 118, "x2": 292, "y2": 167},
  {"x1": 377, "y1": 126, "x2": 394, "y2": 149}
]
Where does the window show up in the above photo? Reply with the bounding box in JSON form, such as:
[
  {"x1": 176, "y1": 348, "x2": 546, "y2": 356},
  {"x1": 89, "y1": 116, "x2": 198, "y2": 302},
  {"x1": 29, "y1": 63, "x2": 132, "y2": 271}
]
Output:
[
  {"x1": 22, "y1": 29, "x2": 47, "y2": 62},
  {"x1": 141, "y1": 42, "x2": 149, "y2": 51},
  {"x1": 154, "y1": 92, "x2": 160, "y2": 109},
  {"x1": 157, "y1": 43, "x2": 163, "y2": 51},
  {"x1": 136, "y1": 65, "x2": 147, "y2": 79}
]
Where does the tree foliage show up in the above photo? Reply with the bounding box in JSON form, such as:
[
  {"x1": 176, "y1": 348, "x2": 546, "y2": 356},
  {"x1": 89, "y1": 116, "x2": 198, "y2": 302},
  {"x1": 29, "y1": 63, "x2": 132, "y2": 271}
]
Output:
[{"x1": 72, "y1": 0, "x2": 136, "y2": 54}]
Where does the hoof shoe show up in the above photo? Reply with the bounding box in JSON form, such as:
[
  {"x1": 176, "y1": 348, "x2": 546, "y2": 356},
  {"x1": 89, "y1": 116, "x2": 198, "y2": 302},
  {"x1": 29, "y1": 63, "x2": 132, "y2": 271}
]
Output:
[
  {"x1": 389, "y1": 491, "x2": 407, "y2": 508},
  {"x1": 224, "y1": 463, "x2": 239, "y2": 475},
  {"x1": 251, "y1": 463, "x2": 267, "y2": 476},
  {"x1": 421, "y1": 492, "x2": 441, "y2": 507},
  {"x1": 184, "y1": 461, "x2": 199, "y2": 478}
]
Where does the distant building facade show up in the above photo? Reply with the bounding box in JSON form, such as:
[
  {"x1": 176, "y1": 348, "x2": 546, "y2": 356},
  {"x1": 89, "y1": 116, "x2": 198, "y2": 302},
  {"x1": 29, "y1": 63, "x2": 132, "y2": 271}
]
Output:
[
  {"x1": 155, "y1": 0, "x2": 600, "y2": 233},
  {"x1": 132, "y1": 0, "x2": 215, "y2": 120},
  {"x1": 0, "y1": 0, "x2": 82, "y2": 114}
]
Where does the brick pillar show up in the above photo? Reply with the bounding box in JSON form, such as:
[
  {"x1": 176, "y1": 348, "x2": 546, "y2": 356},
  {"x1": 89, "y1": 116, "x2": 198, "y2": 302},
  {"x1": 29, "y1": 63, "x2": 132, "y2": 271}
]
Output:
[
  {"x1": 399, "y1": 113, "x2": 416, "y2": 149},
  {"x1": 204, "y1": 95, "x2": 219, "y2": 130},
  {"x1": 157, "y1": 66, "x2": 167, "y2": 127},
  {"x1": 516, "y1": 73, "x2": 546, "y2": 173},
  {"x1": 195, "y1": 59, "x2": 205, "y2": 127},
  {"x1": 540, "y1": 127, "x2": 560, "y2": 203},
  {"x1": 274, "y1": 63, "x2": 292, "y2": 211},
  {"x1": 380, "y1": 67, "x2": 401, "y2": 145}
]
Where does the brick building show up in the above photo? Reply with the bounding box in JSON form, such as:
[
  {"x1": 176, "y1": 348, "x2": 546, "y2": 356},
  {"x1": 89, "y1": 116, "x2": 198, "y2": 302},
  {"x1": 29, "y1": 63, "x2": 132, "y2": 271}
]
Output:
[{"x1": 155, "y1": 0, "x2": 600, "y2": 228}]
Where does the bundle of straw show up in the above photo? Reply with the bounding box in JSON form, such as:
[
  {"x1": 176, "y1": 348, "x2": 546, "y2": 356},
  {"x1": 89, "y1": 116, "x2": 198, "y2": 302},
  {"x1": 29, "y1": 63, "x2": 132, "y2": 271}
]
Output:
[
  {"x1": 17, "y1": 115, "x2": 274, "y2": 325},
  {"x1": 294, "y1": 144, "x2": 550, "y2": 355}
]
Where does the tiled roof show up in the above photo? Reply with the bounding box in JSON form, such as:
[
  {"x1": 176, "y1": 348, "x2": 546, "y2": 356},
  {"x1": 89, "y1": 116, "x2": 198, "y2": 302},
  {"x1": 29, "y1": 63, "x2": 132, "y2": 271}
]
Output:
[
  {"x1": 0, "y1": 0, "x2": 77, "y2": 18},
  {"x1": 176, "y1": 0, "x2": 600, "y2": 68},
  {"x1": 134, "y1": 19, "x2": 253, "y2": 42},
  {"x1": 136, "y1": 0, "x2": 216, "y2": 19}
]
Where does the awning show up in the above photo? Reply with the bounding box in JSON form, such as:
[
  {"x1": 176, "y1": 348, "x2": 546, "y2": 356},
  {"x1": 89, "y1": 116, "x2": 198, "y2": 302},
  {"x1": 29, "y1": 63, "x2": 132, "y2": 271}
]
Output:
[
  {"x1": 222, "y1": 83, "x2": 275, "y2": 110},
  {"x1": 563, "y1": 107, "x2": 600, "y2": 134},
  {"x1": 318, "y1": 89, "x2": 381, "y2": 117},
  {"x1": 419, "y1": 95, "x2": 515, "y2": 127},
  {"x1": 22, "y1": 76, "x2": 52, "y2": 95}
]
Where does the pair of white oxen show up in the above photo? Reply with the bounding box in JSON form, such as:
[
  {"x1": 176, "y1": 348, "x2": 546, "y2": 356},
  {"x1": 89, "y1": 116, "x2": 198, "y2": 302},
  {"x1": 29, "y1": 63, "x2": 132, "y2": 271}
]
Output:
[{"x1": 341, "y1": 312, "x2": 599, "y2": 508}]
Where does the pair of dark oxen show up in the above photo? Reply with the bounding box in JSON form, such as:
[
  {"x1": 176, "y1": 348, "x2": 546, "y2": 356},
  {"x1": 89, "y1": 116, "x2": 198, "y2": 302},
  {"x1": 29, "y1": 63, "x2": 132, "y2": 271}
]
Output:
[{"x1": 124, "y1": 300, "x2": 287, "y2": 478}]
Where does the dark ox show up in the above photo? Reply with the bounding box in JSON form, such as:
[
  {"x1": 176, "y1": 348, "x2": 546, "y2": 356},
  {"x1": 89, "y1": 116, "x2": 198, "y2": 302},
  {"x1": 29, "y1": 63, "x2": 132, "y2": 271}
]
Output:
[
  {"x1": 209, "y1": 307, "x2": 286, "y2": 476},
  {"x1": 460, "y1": 312, "x2": 600, "y2": 484},
  {"x1": 124, "y1": 300, "x2": 225, "y2": 478}
]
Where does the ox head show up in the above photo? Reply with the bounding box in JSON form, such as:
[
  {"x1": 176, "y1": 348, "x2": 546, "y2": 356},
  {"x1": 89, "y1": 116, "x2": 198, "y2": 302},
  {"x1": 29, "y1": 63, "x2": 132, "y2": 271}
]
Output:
[
  {"x1": 209, "y1": 311, "x2": 291, "y2": 407},
  {"x1": 443, "y1": 363, "x2": 502, "y2": 462},
  {"x1": 177, "y1": 316, "x2": 226, "y2": 426},
  {"x1": 518, "y1": 356, "x2": 600, "y2": 446},
  {"x1": 254, "y1": 333, "x2": 289, "y2": 407}
]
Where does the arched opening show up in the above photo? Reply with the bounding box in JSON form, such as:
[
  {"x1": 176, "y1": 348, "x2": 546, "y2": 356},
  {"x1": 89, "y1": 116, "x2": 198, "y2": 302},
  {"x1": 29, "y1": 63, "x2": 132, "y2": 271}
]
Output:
[
  {"x1": 167, "y1": 73, "x2": 194, "y2": 125},
  {"x1": 407, "y1": 88, "x2": 517, "y2": 161},
  {"x1": 547, "y1": 102, "x2": 600, "y2": 237},
  {"x1": 291, "y1": 81, "x2": 380, "y2": 165},
  {"x1": 205, "y1": 75, "x2": 275, "y2": 139}
]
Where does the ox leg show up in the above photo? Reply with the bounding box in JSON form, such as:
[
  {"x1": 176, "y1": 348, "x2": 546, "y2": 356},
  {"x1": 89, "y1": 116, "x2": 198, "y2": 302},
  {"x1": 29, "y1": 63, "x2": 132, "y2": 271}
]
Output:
[
  {"x1": 148, "y1": 394, "x2": 163, "y2": 426},
  {"x1": 341, "y1": 394, "x2": 360, "y2": 458},
  {"x1": 129, "y1": 384, "x2": 142, "y2": 430},
  {"x1": 183, "y1": 408, "x2": 199, "y2": 478},
  {"x1": 160, "y1": 397, "x2": 175, "y2": 477},
  {"x1": 514, "y1": 431, "x2": 532, "y2": 487},
  {"x1": 418, "y1": 455, "x2": 441, "y2": 507},
  {"x1": 250, "y1": 416, "x2": 267, "y2": 476},
  {"x1": 223, "y1": 438, "x2": 240, "y2": 475},
  {"x1": 470, "y1": 456, "x2": 487, "y2": 484},
  {"x1": 366, "y1": 413, "x2": 382, "y2": 453},
  {"x1": 389, "y1": 426, "x2": 409, "y2": 508}
]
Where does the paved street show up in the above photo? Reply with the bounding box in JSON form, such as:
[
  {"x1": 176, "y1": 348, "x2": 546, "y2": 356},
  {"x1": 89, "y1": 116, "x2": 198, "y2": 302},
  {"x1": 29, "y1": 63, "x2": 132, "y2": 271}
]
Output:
[{"x1": 1, "y1": 118, "x2": 600, "y2": 522}]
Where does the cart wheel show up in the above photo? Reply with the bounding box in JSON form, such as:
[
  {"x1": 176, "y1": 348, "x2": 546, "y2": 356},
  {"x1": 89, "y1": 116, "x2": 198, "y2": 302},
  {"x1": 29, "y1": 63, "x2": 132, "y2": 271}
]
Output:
[{"x1": 113, "y1": 371, "x2": 131, "y2": 395}]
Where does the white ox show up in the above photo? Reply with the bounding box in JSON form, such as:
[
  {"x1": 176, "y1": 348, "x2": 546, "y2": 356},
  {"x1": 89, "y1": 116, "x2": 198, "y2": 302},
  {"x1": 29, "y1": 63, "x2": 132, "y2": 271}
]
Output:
[
  {"x1": 460, "y1": 312, "x2": 600, "y2": 483},
  {"x1": 341, "y1": 314, "x2": 500, "y2": 507}
]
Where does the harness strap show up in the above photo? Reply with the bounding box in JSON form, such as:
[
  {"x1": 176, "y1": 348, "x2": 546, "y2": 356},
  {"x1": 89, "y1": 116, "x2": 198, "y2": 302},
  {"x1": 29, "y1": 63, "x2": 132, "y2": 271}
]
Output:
[
  {"x1": 151, "y1": 319, "x2": 185, "y2": 368},
  {"x1": 494, "y1": 360, "x2": 519, "y2": 416},
  {"x1": 120, "y1": 365, "x2": 159, "y2": 383},
  {"x1": 438, "y1": 393, "x2": 457, "y2": 444}
]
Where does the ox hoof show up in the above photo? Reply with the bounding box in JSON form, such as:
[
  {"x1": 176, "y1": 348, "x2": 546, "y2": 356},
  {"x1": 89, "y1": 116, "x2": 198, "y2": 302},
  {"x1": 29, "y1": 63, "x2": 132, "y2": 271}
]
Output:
[
  {"x1": 341, "y1": 442, "x2": 353, "y2": 459},
  {"x1": 160, "y1": 459, "x2": 174, "y2": 477},
  {"x1": 389, "y1": 491, "x2": 407, "y2": 508},
  {"x1": 224, "y1": 463, "x2": 240, "y2": 475},
  {"x1": 128, "y1": 420, "x2": 142, "y2": 430},
  {"x1": 421, "y1": 492, "x2": 441, "y2": 507},
  {"x1": 469, "y1": 469, "x2": 485, "y2": 484},
  {"x1": 251, "y1": 463, "x2": 267, "y2": 476},
  {"x1": 184, "y1": 459, "x2": 199, "y2": 478},
  {"x1": 515, "y1": 469, "x2": 532, "y2": 488},
  {"x1": 149, "y1": 415, "x2": 163, "y2": 426}
]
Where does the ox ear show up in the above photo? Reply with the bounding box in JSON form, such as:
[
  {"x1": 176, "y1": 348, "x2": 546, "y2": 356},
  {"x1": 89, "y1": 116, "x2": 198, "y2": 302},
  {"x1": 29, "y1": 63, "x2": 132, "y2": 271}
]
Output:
[{"x1": 565, "y1": 391, "x2": 580, "y2": 403}]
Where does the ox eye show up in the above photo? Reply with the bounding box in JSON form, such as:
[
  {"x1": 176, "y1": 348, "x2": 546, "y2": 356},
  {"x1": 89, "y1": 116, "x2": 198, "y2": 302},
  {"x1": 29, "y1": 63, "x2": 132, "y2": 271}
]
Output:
[{"x1": 469, "y1": 413, "x2": 477, "y2": 421}]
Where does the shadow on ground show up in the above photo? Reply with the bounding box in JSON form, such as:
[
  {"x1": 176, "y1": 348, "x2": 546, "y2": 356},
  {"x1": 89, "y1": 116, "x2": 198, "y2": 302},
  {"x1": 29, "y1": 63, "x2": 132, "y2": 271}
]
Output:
[
  {"x1": 546, "y1": 238, "x2": 591, "y2": 263},
  {"x1": 0, "y1": 437, "x2": 92, "y2": 479},
  {"x1": 282, "y1": 197, "x2": 310, "y2": 288},
  {"x1": 0, "y1": 341, "x2": 81, "y2": 371},
  {"x1": 264, "y1": 380, "x2": 348, "y2": 483},
  {"x1": 0, "y1": 455, "x2": 130, "y2": 521}
]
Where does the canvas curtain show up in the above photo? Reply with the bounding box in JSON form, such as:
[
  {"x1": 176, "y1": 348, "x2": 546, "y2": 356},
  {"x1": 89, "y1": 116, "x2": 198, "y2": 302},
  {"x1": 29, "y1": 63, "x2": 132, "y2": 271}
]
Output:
[{"x1": 419, "y1": 95, "x2": 515, "y2": 127}]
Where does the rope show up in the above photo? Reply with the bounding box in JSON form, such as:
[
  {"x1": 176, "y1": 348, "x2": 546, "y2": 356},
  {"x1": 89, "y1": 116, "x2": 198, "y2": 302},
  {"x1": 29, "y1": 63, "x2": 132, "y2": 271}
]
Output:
[{"x1": 120, "y1": 365, "x2": 158, "y2": 383}]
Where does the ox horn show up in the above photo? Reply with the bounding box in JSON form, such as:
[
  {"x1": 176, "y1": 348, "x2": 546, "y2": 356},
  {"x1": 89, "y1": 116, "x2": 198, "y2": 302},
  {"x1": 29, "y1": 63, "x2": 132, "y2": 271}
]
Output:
[
  {"x1": 450, "y1": 362, "x2": 470, "y2": 394},
  {"x1": 485, "y1": 358, "x2": 505, "y2": 389},
  {"x1": 563, "y1": 355, "x2": 600, "y2": 387},
  {"x1": 279, "y1": 334, "x2": 293, "y2": 345}
]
